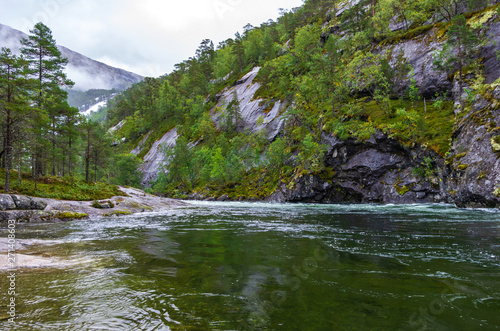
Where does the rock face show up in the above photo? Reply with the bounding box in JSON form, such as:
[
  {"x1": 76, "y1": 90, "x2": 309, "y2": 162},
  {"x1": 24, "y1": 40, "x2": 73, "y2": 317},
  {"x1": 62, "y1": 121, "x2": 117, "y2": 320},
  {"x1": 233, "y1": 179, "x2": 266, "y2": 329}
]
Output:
[
  {"x1": 270, "y1": 133, "x2": 446, "y2": 204},
  {"x1": 376, "y1": 27, "x2": 452, "y2": 98},
  {"x1": 444, "y1": 87, "x2": 500, "y2": 208},
  {"x1": 140, "y1": 128, "x2": 179, "y2": 186},
  {"x1": 138, "y1": 68, "x2": 286, "y2": 187},
  {"x1": 212, "y1": 67, "x2": 285, "y2": 141}
]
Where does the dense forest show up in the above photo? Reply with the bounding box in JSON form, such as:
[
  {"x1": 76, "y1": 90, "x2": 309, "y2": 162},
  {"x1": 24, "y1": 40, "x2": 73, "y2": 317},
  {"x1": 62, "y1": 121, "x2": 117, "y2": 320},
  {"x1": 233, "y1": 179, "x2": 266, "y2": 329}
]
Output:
[{"x1": 2, "y1": 0, "x2": 500, "y2": 202}]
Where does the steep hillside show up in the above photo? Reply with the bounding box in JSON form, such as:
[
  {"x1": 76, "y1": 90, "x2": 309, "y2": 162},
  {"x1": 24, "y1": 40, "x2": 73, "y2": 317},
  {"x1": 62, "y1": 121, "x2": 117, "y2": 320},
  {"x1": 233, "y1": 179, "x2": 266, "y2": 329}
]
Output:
[
  {"x1": 105, "y1": 0, "x2": 500, "y2": 208},
  {"x1": 0, "y1": 22, "x2": 143, "y2": 110}
]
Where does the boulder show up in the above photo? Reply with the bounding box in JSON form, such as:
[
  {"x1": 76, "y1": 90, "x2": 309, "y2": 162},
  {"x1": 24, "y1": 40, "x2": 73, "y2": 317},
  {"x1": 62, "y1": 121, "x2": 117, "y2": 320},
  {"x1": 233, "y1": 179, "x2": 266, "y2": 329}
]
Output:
[
  {"x1": 31, "y1": 198, "x2": 48, "y2": 210},
  {"x1": 10, "y1": 195, "x2": 33, "y2": 210},
  {"x1": 0, "y1": 195, "x2": 16, "y2": 211}
]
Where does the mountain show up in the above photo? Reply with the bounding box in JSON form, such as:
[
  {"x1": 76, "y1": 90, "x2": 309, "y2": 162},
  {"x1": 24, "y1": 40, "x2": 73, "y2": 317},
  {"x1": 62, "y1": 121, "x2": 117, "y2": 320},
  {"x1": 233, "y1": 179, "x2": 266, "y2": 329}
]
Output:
[
  {"x1": 0, "y1": 23, "x2": 144, "y2": 92},
  {"x1": 92, "y1": 1, "x2": 500, "y2": 208}
]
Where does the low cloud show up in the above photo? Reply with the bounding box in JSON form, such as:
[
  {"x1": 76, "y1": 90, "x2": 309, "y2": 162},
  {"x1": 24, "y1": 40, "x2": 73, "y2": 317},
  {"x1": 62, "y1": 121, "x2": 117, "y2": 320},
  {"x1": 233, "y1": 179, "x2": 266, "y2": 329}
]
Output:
[{"x1": 0, "y1": 0, "x2": 303, "y2": 77}]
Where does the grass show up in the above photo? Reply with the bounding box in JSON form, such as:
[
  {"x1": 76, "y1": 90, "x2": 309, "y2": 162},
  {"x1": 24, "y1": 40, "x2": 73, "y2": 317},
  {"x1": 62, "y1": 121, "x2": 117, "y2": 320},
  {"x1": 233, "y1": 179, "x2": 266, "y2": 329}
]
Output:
[{"x1": 0, "y1": 169, "x2": 123, "y2": 201}]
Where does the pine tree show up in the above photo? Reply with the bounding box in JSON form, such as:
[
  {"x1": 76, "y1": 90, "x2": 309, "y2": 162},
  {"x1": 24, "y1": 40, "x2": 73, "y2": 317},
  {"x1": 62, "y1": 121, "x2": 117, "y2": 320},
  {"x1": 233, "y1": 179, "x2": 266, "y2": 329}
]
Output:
[
  {"x1": 0, "y1": 48, "x2": 29, "y2": 191},
  {"x1": 433, "y1": 15, "x2": 479, "y2": 111},
  {"x1": 21, "y1": 22, "x2": 74, "y2": 182}
]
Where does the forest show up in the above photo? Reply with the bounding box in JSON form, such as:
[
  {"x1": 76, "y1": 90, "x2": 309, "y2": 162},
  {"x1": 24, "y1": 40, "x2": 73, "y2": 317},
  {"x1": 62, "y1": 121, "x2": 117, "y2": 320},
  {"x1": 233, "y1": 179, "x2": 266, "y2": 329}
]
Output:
[
  {"x1": 0, "y1": 22, "x2": 140, "y2": 200},
  {"x1": 2, "y1": 0, "x2": 499, "y2": 201}
]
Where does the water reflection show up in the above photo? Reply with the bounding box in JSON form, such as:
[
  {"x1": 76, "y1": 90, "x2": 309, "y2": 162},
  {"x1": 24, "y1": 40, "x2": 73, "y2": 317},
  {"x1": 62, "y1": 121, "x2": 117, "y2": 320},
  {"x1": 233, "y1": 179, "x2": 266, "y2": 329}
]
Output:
[{"x1": 1, "y1": 203, "x2": 499, "y2": 330}]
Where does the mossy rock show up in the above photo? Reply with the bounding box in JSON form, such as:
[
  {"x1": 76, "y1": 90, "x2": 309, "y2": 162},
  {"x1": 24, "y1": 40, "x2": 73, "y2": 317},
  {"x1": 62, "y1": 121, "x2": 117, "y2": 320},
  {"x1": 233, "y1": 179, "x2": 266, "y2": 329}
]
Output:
[
  {"x1": 103, "y1": 210, "x2": 132, "y2": 217},
  {"x1": 491, "y1": 136, "x2": 500, "y2": 153},
  {"x1": 394, "y1": 183, "x2": 415, "y2": 196},
  {"x1": 53, "y1": 211, "x2": 88, "y2": 220}
]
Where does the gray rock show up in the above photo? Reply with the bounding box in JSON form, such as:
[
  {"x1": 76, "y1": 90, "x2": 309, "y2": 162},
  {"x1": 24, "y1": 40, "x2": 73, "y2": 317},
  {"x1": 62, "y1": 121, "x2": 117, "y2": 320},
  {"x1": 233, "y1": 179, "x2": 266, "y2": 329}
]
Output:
[
  {"x1": 140, "y1": 128, "x2": 179, "y2": 186},
  {"x1": 93, "y1": 200, "x2": 114, "y2": 209},
  {"x1": 270, "y1": 133, "x2": 445, "y2": 204},
  {"x1": 31, "y1": 198, "x2": 48, "y2": 210},
  {"x1": 0, "y1": 195, "x2": 16, "y2": 211},
  {"x1": 10, "y1": 195, "x2": 33, "y2": 210},
  {"x1": 482, "y1": 22, "x2": 500, "y2": 84},
  {"x1": 379, "y1": 27, "x2": 452, "y2": 98},
  {"x1": 211, "y1": 67, "x2": 285, "y2": 141}
]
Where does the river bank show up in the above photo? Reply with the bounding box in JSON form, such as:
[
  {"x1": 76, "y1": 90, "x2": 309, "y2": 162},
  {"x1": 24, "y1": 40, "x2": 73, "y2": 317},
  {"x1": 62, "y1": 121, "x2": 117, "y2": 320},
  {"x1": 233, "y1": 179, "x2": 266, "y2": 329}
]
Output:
[{"x1": 0, "y1": 186, "x2": 189, "y2": 223}]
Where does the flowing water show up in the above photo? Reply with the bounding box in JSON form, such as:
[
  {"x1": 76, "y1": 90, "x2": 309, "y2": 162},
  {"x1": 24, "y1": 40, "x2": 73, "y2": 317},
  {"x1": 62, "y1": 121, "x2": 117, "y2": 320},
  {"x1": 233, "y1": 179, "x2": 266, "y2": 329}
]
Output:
[{"x1": 1, "y1": 202, "x2": 500, "y2": 330}]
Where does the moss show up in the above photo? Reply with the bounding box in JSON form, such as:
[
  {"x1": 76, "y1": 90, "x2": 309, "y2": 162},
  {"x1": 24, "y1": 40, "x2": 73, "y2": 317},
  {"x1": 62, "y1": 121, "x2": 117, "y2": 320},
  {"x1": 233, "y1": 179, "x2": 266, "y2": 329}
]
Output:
[
  {"x1": 478, "y1": 172, "x2": 487, "y2": 180},
  {"x1": 491, "y1": 136, "x2": 500, "y2": 152},
  {"x1": 394, "y1": 182, "x2": 415, "y2": 196},
  {"x1": 53, "y1": 211, "x2": 88, "y2": 220},
  {"x1": 103, "y1": 210, "x2": 132, "y2": 217},
  {"x1": 456, "y1": 151, "x2": 469, "y2": 159},
  {"x1": 494, "y1": 187, "x2": 500, "y2": 198},
  {"x1": 380, "y1": 24, "x2": 434, "y2": 47},
  {"x1": 457, "y1": 164, "x2": 469, "y2": 171},
  {"x1": 466, "y1": 3, "x2": 500, "y2": 29}
]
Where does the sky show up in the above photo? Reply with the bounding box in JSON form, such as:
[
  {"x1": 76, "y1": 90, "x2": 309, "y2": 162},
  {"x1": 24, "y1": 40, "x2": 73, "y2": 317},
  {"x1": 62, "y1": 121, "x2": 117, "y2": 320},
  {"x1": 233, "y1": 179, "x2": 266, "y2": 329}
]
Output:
[{"x1": 0, "y1": 0, "x2": 303, "y2": 77}]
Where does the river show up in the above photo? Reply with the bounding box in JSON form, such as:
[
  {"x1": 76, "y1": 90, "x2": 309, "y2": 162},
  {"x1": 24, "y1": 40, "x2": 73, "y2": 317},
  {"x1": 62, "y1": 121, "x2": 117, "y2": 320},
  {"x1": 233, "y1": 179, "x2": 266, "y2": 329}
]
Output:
[{"x1": 1, "y1": 202, "x2": 499, "y2": 330}]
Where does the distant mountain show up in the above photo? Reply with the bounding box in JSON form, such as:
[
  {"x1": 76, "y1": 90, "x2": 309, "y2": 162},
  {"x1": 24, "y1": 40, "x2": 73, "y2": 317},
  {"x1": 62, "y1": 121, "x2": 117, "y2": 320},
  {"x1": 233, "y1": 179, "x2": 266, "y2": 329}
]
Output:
[{"x1": 0, "y1": 23, "x2": 144, "y2": 91}]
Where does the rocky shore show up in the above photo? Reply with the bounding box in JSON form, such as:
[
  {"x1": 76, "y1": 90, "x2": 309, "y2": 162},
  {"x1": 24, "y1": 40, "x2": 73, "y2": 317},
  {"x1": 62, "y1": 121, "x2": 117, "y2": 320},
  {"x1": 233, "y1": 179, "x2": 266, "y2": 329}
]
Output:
[{"x1": 0, "y1": 186, "x2": 189, "y2": 224}]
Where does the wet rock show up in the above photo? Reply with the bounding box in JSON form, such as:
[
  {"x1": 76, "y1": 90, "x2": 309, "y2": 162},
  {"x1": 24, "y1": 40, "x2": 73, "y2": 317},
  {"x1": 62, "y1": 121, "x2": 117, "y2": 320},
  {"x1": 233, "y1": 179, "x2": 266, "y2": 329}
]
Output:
[
  {"x1": 92, "y1": 200, "x2": 114, "y2": 209},
  {"x1": 445, "y1": 100, "x2": 500, "y2": 209},
  {"x1": 0, "y1": 195, "x2": 16, "y2": 211},
  {"x1": 218, "y1": 195, "x2": 230, "y2": 201},
  {"x1": 187, "y1": 192, "x2": 207, "y2": 200}
]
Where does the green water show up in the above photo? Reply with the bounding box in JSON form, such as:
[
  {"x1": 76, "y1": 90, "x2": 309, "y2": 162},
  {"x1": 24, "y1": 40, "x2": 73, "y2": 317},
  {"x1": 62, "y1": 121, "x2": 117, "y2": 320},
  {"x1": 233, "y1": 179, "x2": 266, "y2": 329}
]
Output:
[{"x1": 1, "y1": 202, "x2": 499, "y2": 330}]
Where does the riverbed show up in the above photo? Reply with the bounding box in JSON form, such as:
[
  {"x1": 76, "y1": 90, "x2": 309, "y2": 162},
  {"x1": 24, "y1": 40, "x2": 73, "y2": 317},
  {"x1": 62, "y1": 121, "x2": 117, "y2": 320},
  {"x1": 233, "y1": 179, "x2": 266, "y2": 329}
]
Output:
[{"x1": 1, "y1": 202, "x2": 499, "y2": 330}]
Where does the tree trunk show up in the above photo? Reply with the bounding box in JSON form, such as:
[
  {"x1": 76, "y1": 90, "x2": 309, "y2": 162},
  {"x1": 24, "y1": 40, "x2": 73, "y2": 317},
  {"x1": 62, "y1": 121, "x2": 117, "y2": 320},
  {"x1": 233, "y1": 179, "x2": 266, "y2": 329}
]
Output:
[
  {"x1": 52, "y1": 117, "x2": 56, "y2": 176},
  {"x1": 331, "y1": 66, "x2": 336, "y2": 114},
  {"x1": 94, "y1": 148, "x2": 98, "y2": 182},
  {"x1": 5, "y1": 110, "x2": 12, "y2": 192},
  {"x1": 85, "y1": 129, "x2": 90, "y2": 182},
  {"x1": 68, "y1": 136, "x2": 72, "y2": 176},
  {"x1": 458, "y1": 34, "x2": 464, "y2": 111}
]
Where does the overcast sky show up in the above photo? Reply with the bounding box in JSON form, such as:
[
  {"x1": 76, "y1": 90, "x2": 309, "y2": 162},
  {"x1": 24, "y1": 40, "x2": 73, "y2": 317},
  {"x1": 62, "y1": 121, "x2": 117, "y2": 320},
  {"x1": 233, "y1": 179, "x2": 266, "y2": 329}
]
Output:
[{"x1": 0, "y1": 0, "x2": 303, "y2": 77}]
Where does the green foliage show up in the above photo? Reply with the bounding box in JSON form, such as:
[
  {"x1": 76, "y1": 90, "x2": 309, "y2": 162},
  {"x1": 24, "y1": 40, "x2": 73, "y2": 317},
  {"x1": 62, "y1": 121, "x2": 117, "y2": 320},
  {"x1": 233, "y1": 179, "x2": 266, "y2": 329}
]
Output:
[
  {"x1": 0, "y1": 169, "x2": 122, "y2": 200},
  {"x1": 296, "y1": 134, "x2": 328, "y2": 172},
  {"x1": 412, "y1": 157, "x2": 437, "y2": 178},
  {"x1": 112, "y1": 154, "x2": 143, "y2": 187},
  {"x1": 491, "y1": 135, "x2": 500, "y2": 152}
]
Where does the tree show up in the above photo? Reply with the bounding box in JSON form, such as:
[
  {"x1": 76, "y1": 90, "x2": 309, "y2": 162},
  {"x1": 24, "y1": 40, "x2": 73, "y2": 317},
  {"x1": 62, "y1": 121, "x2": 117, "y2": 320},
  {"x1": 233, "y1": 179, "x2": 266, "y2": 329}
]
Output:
[
  {"x1": 321, "y1": 35, "x2": 346, "y2": 115},
  {"x1": 114, "y1": 154, "x2": 143, "y2": 187},
  {"x1": 20, "y1": 22, "x2": 74, "y2": 181},
  {"x1": 21, "y1": 22, "x2": 73, "y2": 109},
  {"x1": 223, "y1": 91, "x2": 242, "y2": 134},
  {"x1": 433, "y1": 15, "x2": 479, "y2": 111},
  {"x1": 0, "y1": 48, "x2": 29, "y2": 191}
]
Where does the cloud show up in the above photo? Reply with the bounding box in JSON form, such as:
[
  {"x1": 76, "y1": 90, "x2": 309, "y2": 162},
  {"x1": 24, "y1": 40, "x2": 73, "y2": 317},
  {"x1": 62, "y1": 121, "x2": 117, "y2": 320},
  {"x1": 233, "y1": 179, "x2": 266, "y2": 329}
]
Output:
[{"x1": 0, "y1": 0, "x2": 303, "y2": 77}]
